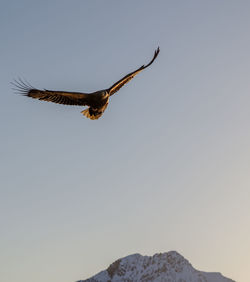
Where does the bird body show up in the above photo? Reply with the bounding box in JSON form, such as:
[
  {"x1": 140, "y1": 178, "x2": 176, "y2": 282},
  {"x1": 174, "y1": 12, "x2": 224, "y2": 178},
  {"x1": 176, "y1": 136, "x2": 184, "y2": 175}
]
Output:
[
  {"x1": 80, "y1": 90, "x2": 110, "y2": 120},
  {"x1": 13, "y1": 47, "x2": 160, "y2": 120}
]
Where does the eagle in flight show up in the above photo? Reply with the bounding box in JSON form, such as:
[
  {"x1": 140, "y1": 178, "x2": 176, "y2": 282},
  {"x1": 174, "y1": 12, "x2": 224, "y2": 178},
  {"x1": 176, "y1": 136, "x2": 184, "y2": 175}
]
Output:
[{"x1": 13, "y1": 47, "x2": 160, "y2": 120}]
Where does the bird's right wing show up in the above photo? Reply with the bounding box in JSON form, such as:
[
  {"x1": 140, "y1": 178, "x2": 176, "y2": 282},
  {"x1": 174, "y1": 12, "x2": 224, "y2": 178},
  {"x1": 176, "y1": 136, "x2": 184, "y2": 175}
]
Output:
[
  {"x1": 107, "y1": 47, "x2": 160, "y2": 96},
  {"x1": 12, "y1": 79, "x2": 91, "y2": 106}
]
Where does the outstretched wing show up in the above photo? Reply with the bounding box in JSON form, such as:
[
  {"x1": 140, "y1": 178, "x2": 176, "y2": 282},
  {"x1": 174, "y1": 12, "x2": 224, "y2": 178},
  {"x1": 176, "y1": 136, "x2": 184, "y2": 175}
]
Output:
[
  {"x1": 12, "y1": 79, "x2": 91, "y2": 106},
  {"x1": 107, "y1": 47, "x2": 160, "y2": 96}
]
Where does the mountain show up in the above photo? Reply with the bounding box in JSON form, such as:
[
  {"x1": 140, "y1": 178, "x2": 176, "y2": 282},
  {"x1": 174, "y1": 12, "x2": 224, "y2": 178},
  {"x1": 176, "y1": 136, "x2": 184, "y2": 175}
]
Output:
[{"x1": 77, "y1": 251, "x2": 235, "y2": 282}]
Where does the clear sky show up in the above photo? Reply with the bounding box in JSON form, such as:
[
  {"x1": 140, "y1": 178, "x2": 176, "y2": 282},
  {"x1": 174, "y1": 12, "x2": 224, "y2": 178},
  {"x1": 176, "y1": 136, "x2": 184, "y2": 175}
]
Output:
[{"x1": 1, "y1": 1, "x2": 250, "y2": 282}]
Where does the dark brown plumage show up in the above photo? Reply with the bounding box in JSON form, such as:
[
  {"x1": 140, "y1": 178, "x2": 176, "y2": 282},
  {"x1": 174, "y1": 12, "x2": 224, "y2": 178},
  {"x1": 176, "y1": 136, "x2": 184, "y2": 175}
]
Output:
[{"x1": 12, "y1": 47, "x2": 160, "y2": 120}]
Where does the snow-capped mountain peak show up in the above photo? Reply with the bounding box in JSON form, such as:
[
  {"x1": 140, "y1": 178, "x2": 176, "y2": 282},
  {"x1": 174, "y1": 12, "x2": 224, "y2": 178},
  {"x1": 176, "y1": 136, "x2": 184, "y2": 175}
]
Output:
[{"x1": 77, "y1": 251, "x2": 234, "y2": 282}]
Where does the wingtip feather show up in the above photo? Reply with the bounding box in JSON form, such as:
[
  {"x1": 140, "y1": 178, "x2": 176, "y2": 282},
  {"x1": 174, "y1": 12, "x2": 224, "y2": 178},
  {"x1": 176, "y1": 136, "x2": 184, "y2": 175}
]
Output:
[{"x1": 11, "y1": 78, "x2": 35, "y2": 96}]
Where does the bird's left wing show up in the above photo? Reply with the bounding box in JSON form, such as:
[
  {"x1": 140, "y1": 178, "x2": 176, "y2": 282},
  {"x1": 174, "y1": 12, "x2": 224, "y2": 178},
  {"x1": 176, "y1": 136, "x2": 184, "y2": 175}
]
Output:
[
  {"x1": 12, "y1": 79, "x2": 91, "y2": 106},
  {"x1": 107, "y1": 47, "x2": 160, "y2": 96}
]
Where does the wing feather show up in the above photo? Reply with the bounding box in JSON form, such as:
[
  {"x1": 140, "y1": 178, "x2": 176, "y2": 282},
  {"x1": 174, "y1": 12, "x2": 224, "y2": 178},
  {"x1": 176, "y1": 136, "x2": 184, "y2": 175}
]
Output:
[
  {"x1": 108, "y1": 47, "x2": 160, "y2": 96},
  {"x1": 12, "y1": 79, "x2": 91, "y2": 106}
]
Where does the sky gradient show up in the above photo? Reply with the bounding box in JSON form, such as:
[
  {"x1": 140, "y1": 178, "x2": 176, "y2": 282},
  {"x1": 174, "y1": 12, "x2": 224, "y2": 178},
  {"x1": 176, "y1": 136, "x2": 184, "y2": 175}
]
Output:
[{"x1": 1, "y1": 1, "x2": 250, "y2": 282}]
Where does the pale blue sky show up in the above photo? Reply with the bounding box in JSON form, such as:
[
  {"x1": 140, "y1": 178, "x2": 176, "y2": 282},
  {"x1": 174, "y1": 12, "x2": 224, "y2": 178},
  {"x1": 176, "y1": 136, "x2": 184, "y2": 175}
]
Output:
[{"x1": 1, "y1": 1, "x2": 250, "y2": 282}]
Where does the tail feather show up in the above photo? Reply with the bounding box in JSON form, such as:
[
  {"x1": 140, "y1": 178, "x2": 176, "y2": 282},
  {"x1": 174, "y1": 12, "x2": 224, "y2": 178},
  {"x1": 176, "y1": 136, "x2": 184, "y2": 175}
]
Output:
[{"x1": 81, "y1": 108, "x2": 102, "y2": 120}]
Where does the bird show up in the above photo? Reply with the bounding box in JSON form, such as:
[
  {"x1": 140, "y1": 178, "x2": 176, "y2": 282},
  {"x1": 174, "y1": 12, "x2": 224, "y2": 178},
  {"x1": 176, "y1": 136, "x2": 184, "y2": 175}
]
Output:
[{"x1": 12, "y1": 47, "x2": 160, "y2": 120}]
